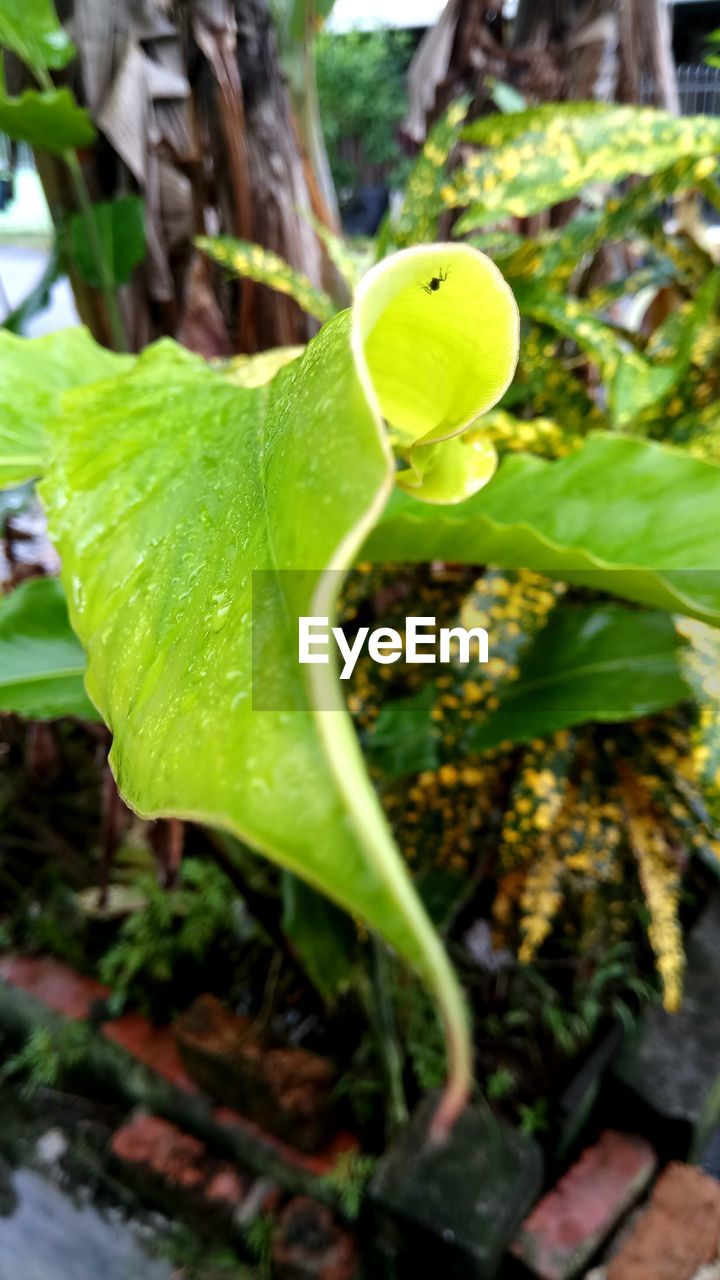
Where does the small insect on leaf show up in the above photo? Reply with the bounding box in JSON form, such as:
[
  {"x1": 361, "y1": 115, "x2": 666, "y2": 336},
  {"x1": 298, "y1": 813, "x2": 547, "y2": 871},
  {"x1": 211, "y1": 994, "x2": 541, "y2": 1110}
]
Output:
[{"x1": 421, "y1": 267, "x2": 449, "y2": 295}]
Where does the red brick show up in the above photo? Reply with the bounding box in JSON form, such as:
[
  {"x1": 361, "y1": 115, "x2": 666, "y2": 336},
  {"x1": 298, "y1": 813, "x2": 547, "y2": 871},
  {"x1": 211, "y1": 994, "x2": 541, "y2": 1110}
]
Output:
[
  {"x1": 608, "y1": 1162, "x2": 720, "y2": 1280},
  {"x1": 205, "y1": 1167, "x2": 246, "y2": 1206},
  {"x1": 112, "y1": 1115, "x2": 205, "y2": 1190},
  {"x1": 0, "y1": 955, "x2": 360, "y2": 1186},
  {"x1": 111, "y1": 1113, "x2": 248, "y2": 1209},
  {"x1": 0, "y1": 954, "x2": 109, "y2": 1019},
  {"x1": 102, "y1": 1012, "x2": 199, "y2": 1092},
  {"x1": 510, "y1": 1131, "x2": 657, "y2": 1280},
  {"x1": 213, "y1": 1105, "x2": 358, "y2": 1177},
  {"x1": 174, "y1": 994, "x2": 336, "y2": 1152}
]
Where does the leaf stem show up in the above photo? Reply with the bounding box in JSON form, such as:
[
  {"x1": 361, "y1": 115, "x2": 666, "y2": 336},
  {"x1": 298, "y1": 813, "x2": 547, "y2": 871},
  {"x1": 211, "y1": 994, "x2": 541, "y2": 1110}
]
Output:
[
  {"x1": 63, "y1": 150, "x2": 128, "y2": 352},
  {"x1": 34, "y1": 64, "x2": 127, "y2": 352},
  {"x1": 369, "y1": 938, "x2": 408, "y2": 1136}
]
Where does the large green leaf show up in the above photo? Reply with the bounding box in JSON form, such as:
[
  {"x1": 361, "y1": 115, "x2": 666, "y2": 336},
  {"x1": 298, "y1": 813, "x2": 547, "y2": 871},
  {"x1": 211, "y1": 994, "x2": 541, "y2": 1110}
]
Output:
[
  {"x1": 38, "y1": 244, "x2": 519, "y2": 1123},
  {"x1": 367, "y1": 605, "x2": 688, "y2": 772},
  {"x1": 0, "y1": 0, "x2": 75, "y2": 71},
  {"x1": 0, "y1": 576, "x2": 97, "y2": 719},
  {"x1": 0, "y1": 86, "x2": 95, "y2": 153},
  {"x1": 453, "y1": 104, "x2": 720, "y2": 230},
  {"x1": 365, "y1": 433, "x2": 720, "y2": 627},
  {"x1": 0, "y1": 328, "x2": 132, "y2": 488},
  {"x1": 467, "y1": 605, "x2": 689, "y2": 751}
]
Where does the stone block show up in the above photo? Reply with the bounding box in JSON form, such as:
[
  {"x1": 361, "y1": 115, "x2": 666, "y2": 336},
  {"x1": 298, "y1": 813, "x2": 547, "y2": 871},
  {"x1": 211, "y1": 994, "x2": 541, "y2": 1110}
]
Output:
[
  {"x1": 0, "y1": 954, "x2": 108, "y2": 1020},
  {"x1": 369, "y1": 1093, "x2": 543, "y2": 1279},
  {"x1": 110, "y1": 1112, "x2": 253, "y2": 1229},
  {"x1": 614, "y1": 897, "x2": 720, "y2": 1154}
]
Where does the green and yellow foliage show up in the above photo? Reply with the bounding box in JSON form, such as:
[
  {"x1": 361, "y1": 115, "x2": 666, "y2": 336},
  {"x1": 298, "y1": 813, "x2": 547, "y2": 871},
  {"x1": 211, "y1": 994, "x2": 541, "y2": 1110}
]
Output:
[{"x1": 341, "y1": 567, "x2": 719, "y2": 1013}]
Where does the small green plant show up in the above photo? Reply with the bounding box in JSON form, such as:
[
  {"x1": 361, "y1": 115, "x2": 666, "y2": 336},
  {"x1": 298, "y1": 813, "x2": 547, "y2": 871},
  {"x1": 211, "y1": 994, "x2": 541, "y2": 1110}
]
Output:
[
  {"x1": 486, "y1": 1066, "x2": 518, "y2": 1102},
  {"x1": 99, "y1": 859, "x2": 239, "y2": 1014},
  {"x1": 320, "y1": 1149, "x2": 377, "y2": 1221},
  {"x1": 5, "y1": 63, "x2": 720, "y2": 1127},
  {"x1": 1, "y1": 1022, "x2": 92, "y2": 1096},
  {"x1": 243, "y1": 1214, "x2": 275, "y2": 1278},
  {"x1": 518, "y1": 1097, "x2": 550, "y2": 1137},
  {"x1": 152, "y1": 1226, "x2": 255, "y2": 1279}
]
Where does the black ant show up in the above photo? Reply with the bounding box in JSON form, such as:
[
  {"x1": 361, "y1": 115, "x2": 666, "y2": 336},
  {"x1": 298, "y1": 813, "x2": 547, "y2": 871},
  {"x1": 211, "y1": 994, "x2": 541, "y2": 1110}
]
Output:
[{"x1": 420, "y1": 267, "x2": 449, "y2": 295}]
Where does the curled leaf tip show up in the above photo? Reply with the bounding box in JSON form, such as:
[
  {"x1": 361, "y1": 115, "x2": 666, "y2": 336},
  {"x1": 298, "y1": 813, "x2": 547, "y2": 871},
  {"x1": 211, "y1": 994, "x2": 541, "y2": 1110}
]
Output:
[{"x1": 352, "y1": 243, "x2": 518, "y2": 502}]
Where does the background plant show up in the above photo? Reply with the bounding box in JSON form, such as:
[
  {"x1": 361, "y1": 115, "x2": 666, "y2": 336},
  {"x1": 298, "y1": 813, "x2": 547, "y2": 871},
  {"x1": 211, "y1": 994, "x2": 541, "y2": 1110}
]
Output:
[{"x1": 315, "y1": 28, "x2": 413, "y2": 197}]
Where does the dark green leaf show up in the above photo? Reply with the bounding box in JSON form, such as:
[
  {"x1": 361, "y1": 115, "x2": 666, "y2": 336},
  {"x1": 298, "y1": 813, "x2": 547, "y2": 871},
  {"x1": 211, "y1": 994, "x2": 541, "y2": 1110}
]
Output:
[
  {"x1": 367, "y1": 683, "x2": 439, "y2": 778},
  {"x1": 467, "y1": 606, "x2": 689, "y2": 751},
  {"x1": 281, "y1": 871, "x2": 355, "y2": 1000},
  {"x1": 364, "y1": 433, "x2": 720, "y2": 627},
  {"x1": 0, "y1": 0, "x2": 75, "y2": 72},
  {"x1": 0, "y1": 87, "x2": 94, "y2": 153},
  {"x1": 0, "y1": 576, "x2": 98, "y2": 720},
  {"x1": 65, "y1": 197, "x2": 146, "y2": 288}
]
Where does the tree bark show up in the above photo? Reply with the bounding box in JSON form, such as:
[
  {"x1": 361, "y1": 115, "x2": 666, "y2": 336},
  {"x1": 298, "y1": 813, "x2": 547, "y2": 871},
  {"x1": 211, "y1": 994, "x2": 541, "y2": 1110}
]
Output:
[
  {"x1": 513, "y1": 0, "x2": 679, "y2": 108},
  {"x1": 43, "y1": 0, "x2": 335, "y2": 354},
  {"x1": 403, "y1": 0, "x2": 679, "y2": 143}
]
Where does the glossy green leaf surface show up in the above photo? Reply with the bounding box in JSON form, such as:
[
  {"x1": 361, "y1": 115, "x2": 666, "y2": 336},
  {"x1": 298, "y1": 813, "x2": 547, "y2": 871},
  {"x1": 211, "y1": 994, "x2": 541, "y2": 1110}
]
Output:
[
  {"x1": 0, "y1": 0, "x2": 75, "y2": 71},
  {"x1": 0, "y1": 86, "x2": 94, "y2": 153},
  {"x1": 0, "y1": 328, "x2": 131, "y2": 488},
  {"x1": 0, "y1": 576, "x2": 98, "y2": 719},
  {"x1": 38, "y1": 244, "x2": 517, "y2": 1113},
  {"x1": 41, "y1": 335, "x2": 394, "y2": 917},
  {"x1": 365, "y1": 433, "x2": 720, "y2": 627}
]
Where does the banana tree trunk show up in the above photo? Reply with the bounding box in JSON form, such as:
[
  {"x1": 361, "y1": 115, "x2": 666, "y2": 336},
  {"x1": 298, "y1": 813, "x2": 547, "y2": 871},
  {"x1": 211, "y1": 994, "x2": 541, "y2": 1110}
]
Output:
[
  {"x1": 513, "y1": 0, "x2": 679, "y2": 108},
  {"x1": 403, "y1": 0, "x2": 678, "y2": 144},
  {"x1": 42, "y1": 0, "x2": 336, "y2": 354}
]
